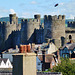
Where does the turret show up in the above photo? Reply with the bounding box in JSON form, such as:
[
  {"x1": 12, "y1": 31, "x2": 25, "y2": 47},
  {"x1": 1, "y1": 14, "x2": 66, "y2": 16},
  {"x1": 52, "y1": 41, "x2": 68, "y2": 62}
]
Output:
[
  {"x1": 9, "y1": 14, "x2": 18, "y2": 24},
  {"x1": 34, "y1": 14, "x2": 41, "y2": 24},
  {"x1": 34, "y1": 14, "x2": 40, "y2": 20}
]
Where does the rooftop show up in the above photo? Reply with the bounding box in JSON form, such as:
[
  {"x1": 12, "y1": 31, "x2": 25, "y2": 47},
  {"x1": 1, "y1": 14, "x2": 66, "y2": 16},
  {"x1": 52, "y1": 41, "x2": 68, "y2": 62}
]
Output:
[{"x1": 13, "y1": 53, "x2": 36, "y2": 56}]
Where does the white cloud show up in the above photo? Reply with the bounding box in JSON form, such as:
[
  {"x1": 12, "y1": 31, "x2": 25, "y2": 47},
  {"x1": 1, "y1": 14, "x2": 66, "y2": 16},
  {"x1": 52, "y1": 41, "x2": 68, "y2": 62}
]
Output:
[
  {"x1": 9, "y1": 9, "x2": 16, "y2": 14},
  {"x1": 31, "y1": 1, "x2": 37, "y2": 4},
  {"x1": 69, "y1": 14, "x2": 74, "y2": 19}
]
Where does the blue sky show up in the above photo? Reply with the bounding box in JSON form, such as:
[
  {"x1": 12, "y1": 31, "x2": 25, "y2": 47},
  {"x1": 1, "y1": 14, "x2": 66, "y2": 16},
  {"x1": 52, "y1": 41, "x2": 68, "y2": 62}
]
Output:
[{"x1": 0, "y1": 0, "x2": 75, "y2": 19}]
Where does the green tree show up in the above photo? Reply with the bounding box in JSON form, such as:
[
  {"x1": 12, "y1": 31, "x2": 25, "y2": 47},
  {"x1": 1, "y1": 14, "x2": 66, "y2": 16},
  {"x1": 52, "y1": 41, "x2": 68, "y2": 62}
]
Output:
[{"x1": 50, "y1": 58, "x2": 75, "y2": 75}]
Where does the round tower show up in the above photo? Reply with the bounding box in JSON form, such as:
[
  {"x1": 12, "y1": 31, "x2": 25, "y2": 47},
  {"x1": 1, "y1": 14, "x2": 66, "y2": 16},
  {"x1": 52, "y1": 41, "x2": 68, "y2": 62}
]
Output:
[
  {"x1": 51, "y1": 15, "x2": 65, "y2": 47},
  {"x1": 3, "y1": 21, "x2": 12, "y2": 49},
  {"x1": 21, "y1": 19, "x2": 35, "y2": 44},
  {"x1": 27, "y1": 19, "x2": 34, "y2": 43},
  {"x1": 9, "y1": 14, "x2": 17, "y2": 24},
  {"x1": 44, "y1": 15, "x2": 65, "y2": 47}
]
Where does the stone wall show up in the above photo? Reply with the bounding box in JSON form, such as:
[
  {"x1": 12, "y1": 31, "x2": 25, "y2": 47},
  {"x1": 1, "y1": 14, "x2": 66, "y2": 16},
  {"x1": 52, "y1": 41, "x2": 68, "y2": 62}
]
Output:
[
  {"x1": 35, "y1": 29, "x2": 44, "y2": 44},
  {"x1": 37, "y1": 72, "x2": 62, "y2": 75},
  {"x1": 44, "y1": 15, "x2": 65, "y2": 47}
]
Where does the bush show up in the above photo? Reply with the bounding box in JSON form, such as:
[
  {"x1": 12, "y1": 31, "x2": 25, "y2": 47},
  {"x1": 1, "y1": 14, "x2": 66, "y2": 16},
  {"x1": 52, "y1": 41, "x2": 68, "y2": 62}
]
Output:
[{"x1": 49, "y1": 58, "x2": 75, "y2": 75}]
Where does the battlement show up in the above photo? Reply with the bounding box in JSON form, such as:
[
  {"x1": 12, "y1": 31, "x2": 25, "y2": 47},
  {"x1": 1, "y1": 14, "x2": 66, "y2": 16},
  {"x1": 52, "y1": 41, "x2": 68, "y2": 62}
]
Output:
[
  {"x1": 12, "y1": 29, "x2": 21, "y2": 32},
  {"x1": 34, "y1": 14, "x2": 41, "y2": 19},
  {"x1": 7, "y1": 21, "x2": 14, "y2": 25},
  {"x1": 9, "y1": 14, "x2": 16, "y2": 17},
  {"x1": 0, "y1": 21, "x2": 7, "y2": 26},
  {"x1": 21, "y1": 19, "x2": 40, "y2": 24},
  {"x1": 68, "y1": 21, "x2": 75, "y2": 25},
  {"x1": 0, "y1": 21, "x2": 3, "y2": 25},
  {"x1": 44, "y1": 15, "x2": 65, "y2": 21},
  {"x1": 67, "y1": 21, "x2": 75, "y2": 27}
]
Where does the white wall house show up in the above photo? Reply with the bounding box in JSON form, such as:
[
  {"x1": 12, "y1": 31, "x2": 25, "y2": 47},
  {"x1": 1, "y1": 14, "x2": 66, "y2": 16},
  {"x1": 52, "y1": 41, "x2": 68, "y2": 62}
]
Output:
[
  {"x1": 0, "y1": 58, "x2": 13, "y2": 68},
  {"x1": 46, "y1": 43, "x2": 58, "y2": 54}
]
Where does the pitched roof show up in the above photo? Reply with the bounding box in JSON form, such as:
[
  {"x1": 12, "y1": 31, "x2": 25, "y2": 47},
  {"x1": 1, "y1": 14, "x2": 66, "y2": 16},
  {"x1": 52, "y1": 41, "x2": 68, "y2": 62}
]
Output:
[
  {"x1": 0, "y1": 58, "x2": 8, "y2": 64},
  {"x1": 60, "y1": 43, "x2": 75, "y2": 50},
  {"x1": 38, "y1": 54, "x2": 54, "y2": 63},
  {"x1": 47, "y1": 43, "x2": 58, "y2": 54}
]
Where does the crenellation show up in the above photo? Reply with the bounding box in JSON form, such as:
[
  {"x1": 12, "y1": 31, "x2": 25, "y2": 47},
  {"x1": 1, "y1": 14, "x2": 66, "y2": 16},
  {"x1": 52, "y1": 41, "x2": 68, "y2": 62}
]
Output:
[
  {"x1": 48, "y1": 15, "x2": 52, "y2": 21},
  {"x1": 0, "y1": 21, "x2": 2, "y2": 25},
  {"x1": 3, "y1": 21, "x2": 6, "y2": 25},
  {"x1": 52, "y1": 16, "x2": 56, "y2": 20},
  {"x1": 21, "y1": 19, "x2": 24, "y2": 22},
  {"x1": 1, "y1": 13, "x2": 75, "y2": 50},
  {"x1": 28, "y1": 19, "x2": 33, "y2": 22},
  {"x1": 7, "y1": 21, "x2": 10, "y2": 25},
  {"x1": 62, "y1": 15, "x2": 65, "y2": 19},
  {"x1": 22, "y1": 19, "x2": 40, "y2": 24},
  {"x1": 49, "y1": 15, "x2": 65, "y2": 21},
  {"x1": 44, "y1": 15, "x2": 48, "y2": 20},
  {"x1": 34, "y1": 14, "x2": 40, "y2": 20},
  {"x1": 68, "y1": 22, "x2": 74, "y2": 25},
  {"x1": 54, "y1": 15, "x2": 57, "y2": 20},
  {"x1": 58, "y1": 15, "x2": 62, "y2": 20}
]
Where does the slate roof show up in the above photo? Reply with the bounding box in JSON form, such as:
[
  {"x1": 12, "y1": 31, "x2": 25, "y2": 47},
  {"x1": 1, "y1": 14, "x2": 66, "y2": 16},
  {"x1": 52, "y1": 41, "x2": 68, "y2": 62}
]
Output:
[
  {"x1": 0, "y1": 58, "x2": 8, "y2": 64},
  {"x1": 60, "y1": 43, "x2": 75, "y2": 50}
]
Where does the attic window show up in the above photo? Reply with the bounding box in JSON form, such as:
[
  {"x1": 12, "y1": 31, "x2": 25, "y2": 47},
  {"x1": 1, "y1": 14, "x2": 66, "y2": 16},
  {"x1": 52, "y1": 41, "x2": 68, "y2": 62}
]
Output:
[{"x1": 69, "y1": 35, "x2": 72, "y2": 39}]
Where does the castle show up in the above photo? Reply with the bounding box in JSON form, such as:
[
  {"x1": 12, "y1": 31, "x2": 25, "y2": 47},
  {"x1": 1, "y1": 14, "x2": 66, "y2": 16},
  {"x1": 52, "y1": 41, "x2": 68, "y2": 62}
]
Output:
[{"x1": 0, "y1": 13, "x2": 75, "y2": 51}]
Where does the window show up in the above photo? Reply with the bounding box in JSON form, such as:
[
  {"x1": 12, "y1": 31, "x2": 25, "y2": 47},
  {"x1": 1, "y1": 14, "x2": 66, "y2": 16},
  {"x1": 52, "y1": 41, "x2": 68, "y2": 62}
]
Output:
[{"x1": 69, "y1": 35, "x2": 72, "y2": 39}]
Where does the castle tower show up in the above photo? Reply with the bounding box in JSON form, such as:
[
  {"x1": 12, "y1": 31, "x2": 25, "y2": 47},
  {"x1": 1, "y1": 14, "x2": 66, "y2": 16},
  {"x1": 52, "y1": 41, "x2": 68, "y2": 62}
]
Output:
[
  {"x1": 26, "y1": 19, "x2": 35, "y2": 43},
  {"x1": 44, "y1": 15, "x2": 65, "y2": 47},
  {"x1": 34, "y1": 14, "x2": 40, "y2": 20},
  {"x1": 34, "y1": 14, "x2": 41, "y2": 24},
  {"x1": 9, "y1": 14, "x2": 17, "y2": 24},
  {"x1": 21, "y1": 19, "x2": 35, "y2": 44},
  {"x1": 21, "y1": 16, "x2": 41, "y2": 44}
]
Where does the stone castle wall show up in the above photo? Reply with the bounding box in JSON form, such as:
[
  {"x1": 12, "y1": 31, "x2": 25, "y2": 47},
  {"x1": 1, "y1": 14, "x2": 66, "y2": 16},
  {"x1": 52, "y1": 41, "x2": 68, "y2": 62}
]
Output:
[
  {"x1": 0, "y1": 14, "x2": 21, "y2": 50},
  {"x1": 21, "y1": 15, "x2": 40, "y2": 44},
  {"x1": 44, "y1": 15, "x2": 65, "y2": 47},
  {"x1": 1, "y1": 13, "x2": 75, "y2": 51}
]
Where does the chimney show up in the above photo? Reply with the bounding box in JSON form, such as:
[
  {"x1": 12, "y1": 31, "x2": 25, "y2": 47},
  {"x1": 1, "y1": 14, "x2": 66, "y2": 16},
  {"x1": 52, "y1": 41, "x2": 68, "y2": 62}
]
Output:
[{"x1": 20, "y1": 45, "x2": 31, "y2": 53}]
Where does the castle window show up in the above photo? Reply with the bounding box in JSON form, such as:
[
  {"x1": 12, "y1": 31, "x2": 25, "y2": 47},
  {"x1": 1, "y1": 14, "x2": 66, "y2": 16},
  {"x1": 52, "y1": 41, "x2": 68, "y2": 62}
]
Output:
[{"x1": 69, "y1": 35, "x2": 72, "y2": 39}]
